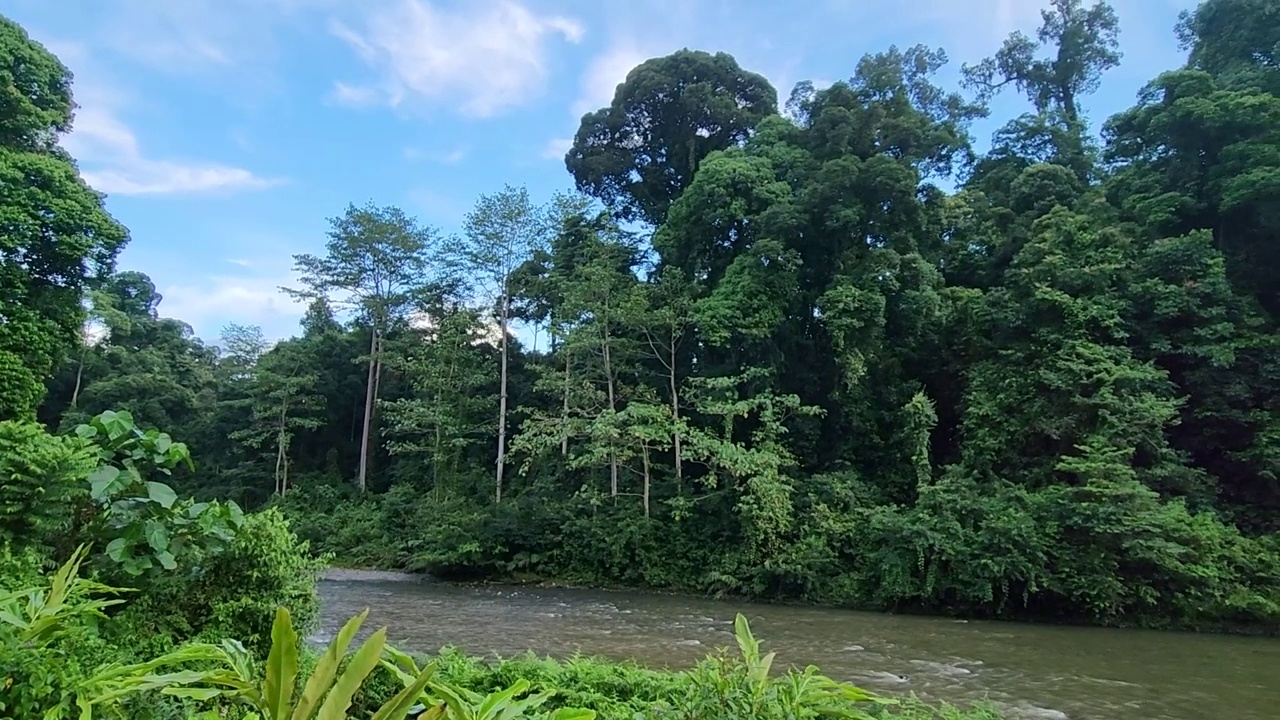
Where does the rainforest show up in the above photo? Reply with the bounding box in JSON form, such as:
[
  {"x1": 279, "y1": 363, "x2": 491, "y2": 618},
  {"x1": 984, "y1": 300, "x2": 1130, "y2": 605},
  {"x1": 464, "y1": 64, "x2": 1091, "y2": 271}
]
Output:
[{"x1": 1, "y1": 0, "x2": 1278, "y2": 718}]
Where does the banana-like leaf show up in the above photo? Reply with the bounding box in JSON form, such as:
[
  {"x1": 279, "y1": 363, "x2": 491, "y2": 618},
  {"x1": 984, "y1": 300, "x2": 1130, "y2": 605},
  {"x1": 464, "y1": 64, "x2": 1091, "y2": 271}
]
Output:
[
  {"x1": 417, "y1": 703, "x2": 447, "y2": 720},
  {"x1": 314, "y1": 626, "x2": 388, "y2": 720},
  {"x1": 475, "y1": 678, "x2": 529, "y2": 720},
  {"x1": 264, "y1": 607, "x2": 300, "y2": 718},
  {"x1": 495, "y1": 688, "x2": 554, "y2": 720},
  {"x1": 427, "y1": 679, "x2": 477, "y2": 720},
  {"x1": 291, "y1": 608, "x2": 369, "y2": 720},
  {"x1": 733, "y1": 614, "x2": 759, "y2": 663},
  {"x1": 367, "y1": 662, "x2": 438, "y2": 720},
  {"x1": 749, "y1": 651, "x2": 776, "y2": 687}
]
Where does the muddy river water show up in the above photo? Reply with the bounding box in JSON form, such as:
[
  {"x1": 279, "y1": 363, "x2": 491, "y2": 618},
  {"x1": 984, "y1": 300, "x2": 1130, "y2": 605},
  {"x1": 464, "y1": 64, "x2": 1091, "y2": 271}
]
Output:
[{"x1": 317, "y1": 571, "x2": 1277, "y2": 720}]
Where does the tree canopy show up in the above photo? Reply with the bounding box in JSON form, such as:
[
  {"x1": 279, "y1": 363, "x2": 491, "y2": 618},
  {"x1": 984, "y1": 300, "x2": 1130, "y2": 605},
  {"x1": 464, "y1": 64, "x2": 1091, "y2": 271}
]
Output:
[{"x1": 8, "y1": 1, "x2": 1280, "y2": 632}]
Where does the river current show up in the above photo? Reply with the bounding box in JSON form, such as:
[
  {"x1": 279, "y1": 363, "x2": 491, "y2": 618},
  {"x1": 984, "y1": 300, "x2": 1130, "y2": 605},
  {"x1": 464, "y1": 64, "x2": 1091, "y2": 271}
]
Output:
[{"x1": 316, "y1": 571, "x2": 1278, "y2": 720}]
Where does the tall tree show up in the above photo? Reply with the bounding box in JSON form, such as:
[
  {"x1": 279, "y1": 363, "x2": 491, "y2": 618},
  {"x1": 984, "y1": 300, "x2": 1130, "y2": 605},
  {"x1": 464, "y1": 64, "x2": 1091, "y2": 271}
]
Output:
[
  {"x1": 229, "y1": 337, "x2": 325, "y2": 497},
  {"x1": 566, "y1": 49, "x2": 778, "y2": 226},
  {"x1": 285, "y1": 203, "x2": 436, "y2": 492},
  {"x1": 962, "y1": 0, "x2": 1120, "y2": 181},
  {"x1": 0, "y1": 16, "x2": 128, "y2": 418},
  {"x1": 961, "y1": 0, "x2": 1121, "y2": 126},
  {"x1": 381, "y1": 297, "x2": 497, "y2": 500},
  {"x1": 451, "y1": 186, "x2": 548, "y2": 502}
]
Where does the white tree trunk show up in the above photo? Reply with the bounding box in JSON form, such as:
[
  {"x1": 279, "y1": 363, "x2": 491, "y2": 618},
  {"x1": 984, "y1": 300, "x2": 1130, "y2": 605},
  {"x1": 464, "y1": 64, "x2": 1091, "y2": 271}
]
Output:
[{"x1": 496, "y1": 292, "x2": 510, "y2": 503}]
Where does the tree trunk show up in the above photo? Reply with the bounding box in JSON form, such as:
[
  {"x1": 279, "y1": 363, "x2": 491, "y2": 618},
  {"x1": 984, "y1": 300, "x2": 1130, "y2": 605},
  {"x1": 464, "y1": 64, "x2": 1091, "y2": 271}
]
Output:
[
  {"x1": 70, "y1": 348, "x2": 86, "y2": 409},
  {"x1": 602, "y1": 322, "x2": 618, "y2": 498},
  {"x1": 561, "y1": 352, "x2": 571, "y2": 456},
  {"x1": 276, "y1": 401, "x2": 288, "y2": 495},
  {"x1": 669, "y1": 335, "x2": 683, "y2": 492},
  {"x1": 357, "y1": 327, "x2": 378, "y2": 493},
  {"x1": 641, "y1": 441, "x2": 651, "y2": 518},
  {"x1": 496, "y1": 292, "x2": 510, "y2": 503}
]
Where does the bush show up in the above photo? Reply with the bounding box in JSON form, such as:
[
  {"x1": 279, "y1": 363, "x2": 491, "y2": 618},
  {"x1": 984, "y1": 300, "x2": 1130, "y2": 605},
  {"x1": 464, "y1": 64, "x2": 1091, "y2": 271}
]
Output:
[
  {"x1": 108, "y1": 508, "x2": 325, "y2": 657},
  {"x1": 0, "y1": 420, "x2": 94, "y2": 549}
]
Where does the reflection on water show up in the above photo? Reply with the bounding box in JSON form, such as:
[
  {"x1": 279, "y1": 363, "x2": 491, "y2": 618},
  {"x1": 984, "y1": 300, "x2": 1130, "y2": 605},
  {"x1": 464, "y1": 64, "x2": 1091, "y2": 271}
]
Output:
[{"x1": 317, "y1": 573, "x2": 1279, "y2": 720}]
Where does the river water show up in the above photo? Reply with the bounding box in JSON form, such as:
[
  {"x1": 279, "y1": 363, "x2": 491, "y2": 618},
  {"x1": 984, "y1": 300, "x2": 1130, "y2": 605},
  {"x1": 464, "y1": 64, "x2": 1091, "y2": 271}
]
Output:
[{"x1": 316, "y1": 572, "x2": 1278, "y2": 720}]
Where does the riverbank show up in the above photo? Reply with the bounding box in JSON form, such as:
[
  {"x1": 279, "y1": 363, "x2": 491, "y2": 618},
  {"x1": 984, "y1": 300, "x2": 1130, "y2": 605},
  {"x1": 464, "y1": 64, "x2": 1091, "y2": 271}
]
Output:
[
  {"x1": 278, "y1": 486, "x2": 1280, "y2": 639},
  {"x1": 320, "y1": 562, "x2": 1280, "y2": 637}
]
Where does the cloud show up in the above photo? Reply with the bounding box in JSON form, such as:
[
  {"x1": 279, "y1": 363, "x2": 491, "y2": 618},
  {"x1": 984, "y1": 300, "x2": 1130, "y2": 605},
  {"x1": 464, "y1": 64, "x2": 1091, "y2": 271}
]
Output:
[
  {"x1": 540, "y1": 137, "x2": 572, "y2": 161},
  {"x1": 159, "y1": 268, "x2": 306, "y2": 341},
  {"x1": 572, "y1": 42, "x2": 654, "y2": 119},
  {"x1": 330, "y1": 0, "x2": 584, "y2": 117},
  {"x1": 90, "y1": 0, "x2": 347, "y2": 73},
  {"x1": 62, "y1": 77, "x2": 283, "y2": 196}
]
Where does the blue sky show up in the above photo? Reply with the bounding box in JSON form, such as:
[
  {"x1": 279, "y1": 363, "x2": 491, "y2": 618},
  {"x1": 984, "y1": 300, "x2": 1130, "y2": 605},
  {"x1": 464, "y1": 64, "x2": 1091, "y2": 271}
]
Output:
[{"x1": 6, "y1": 0, "x2": 1196, "y2": 343}]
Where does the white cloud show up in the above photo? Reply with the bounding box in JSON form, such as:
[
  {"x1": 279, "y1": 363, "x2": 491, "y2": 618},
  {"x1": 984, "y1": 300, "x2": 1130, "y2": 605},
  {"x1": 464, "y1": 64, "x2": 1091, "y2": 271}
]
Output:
[
  {"x1": 62, "y1": 80, "x2": 283, "y2": 196},
  {"x1": 329, "y1": 81, "x2": 381, "y2": 107},
  {"x1": 159, "y1": 270, "x2": 305, "y2": 342},
  {"x1": 540, "y1": 137, "x2": 572, "y2": 161},
  {"x1": 330, "y1": 0, "x2": 584, "y2": 117},
  {"x1": 572, "y1": 42, "x2": 654, "y2": 119}
]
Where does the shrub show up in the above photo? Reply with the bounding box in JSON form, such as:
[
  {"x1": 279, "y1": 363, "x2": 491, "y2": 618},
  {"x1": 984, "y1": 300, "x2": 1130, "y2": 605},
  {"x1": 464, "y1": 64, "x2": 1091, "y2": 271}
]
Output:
[
  {"x1": 0, "y1": 419, "x2": 94, "y2": 549},
  {"x1": 108, "y1": 508, "x2": 325, "y2": 657}
]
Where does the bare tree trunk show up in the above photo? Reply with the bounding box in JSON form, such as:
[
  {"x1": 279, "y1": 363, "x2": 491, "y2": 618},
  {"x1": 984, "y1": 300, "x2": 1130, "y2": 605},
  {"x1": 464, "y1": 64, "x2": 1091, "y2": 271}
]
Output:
[
  {"x1": 70, "y1": 352, "x2": 86, "y2": 409},
  {"x1": 641, "y1": 441, "x2": 651, "y2": 518},
  {"x1": 669, "y1": 335, "x2": 683, "y2": 492},
  {"x1": 357, "y1": 327, "x2": 378, "y2": 493},
  {"x1": 496, "y1": 293, "x2": 510, "y2": 503},
  {"x1": 561, "y1": 352, "x2": 571, "y2": 456},
  {"x1": 276, "y1": 401, "x2": 287, "y2": 495},
  {"x1": 602, "y1": 323, "x2": 618, "y2": 498}
]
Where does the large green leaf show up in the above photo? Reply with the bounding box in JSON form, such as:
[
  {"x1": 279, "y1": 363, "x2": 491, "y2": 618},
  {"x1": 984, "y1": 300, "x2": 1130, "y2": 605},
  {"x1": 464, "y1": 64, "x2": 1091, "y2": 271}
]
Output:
[
  {"x1": 315, "y1": 626, "x2": 387, "y2": 720},
  {"x1": 368, "y1": 662, "x2": 438, "y2": 720},
  {"x1": 88, "y1": 466, "x2": 125, "y2": 499},
  {"x1": 145, "y1": 481, "x2": 178, "y2": 509},
  {"x1": 291, "y1": 608, "x2": 369, "y2": 720},
  {"x1": 263, "y1": 607, "x2": 299, "y2": 719}
]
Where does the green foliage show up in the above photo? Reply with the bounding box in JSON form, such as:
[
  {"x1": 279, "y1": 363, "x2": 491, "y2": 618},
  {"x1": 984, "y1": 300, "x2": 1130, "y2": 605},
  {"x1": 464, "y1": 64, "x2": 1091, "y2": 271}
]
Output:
[
  {"x1": 381, "y1": 647, "x2": 595, "y2": 720},
  {"x1": 9, "y1": 0, "x2": 1280, "y2": 636},
  {"x1": 0, "y1": 420, "x2": 95, "y2": 546},
  {"x1": 74, "y1": 410, "x2": 246, "y2": 576},
  {"x1": 0, "y1": 547, "x2": 128, "y2": 719},
  {"x1": 0, "y1": 17, "x2": 129, "y2": 420},
  {"x1": 87, "y1": 606, "x2": 437, "y2": 720},
  {"x1": 567, "y1": 49, "x2": 778, "y2": 226},
  {"x1": 109, "y1": 508, "x2": 324, "y2": 658}
]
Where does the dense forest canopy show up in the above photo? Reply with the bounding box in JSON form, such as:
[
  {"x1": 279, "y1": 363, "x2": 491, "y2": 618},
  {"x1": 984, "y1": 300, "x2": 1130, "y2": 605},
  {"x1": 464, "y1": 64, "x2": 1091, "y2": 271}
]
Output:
[{"x1": 3, "y1": 0, "x2": 1278, "y2": 632}]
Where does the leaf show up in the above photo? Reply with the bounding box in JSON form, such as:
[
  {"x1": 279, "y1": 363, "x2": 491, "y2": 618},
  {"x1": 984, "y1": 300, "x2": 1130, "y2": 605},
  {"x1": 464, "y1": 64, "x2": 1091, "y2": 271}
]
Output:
[
  {"x1": 88, "y1": 466, "x2": 124, "y2": 499},
  {"x1": 368, "y1": 662, "x2": 437, "y2": 720},
  {"x1": 155, "y1": 550, "x2": 177, "y2": 571},
  {"x1": 227, "y1": 501, "x2": 246, "y2": 527},
  {"x1": 264, "y1": 607, "x2": 300, "y2": 719},
  {"x1": 105, "y1": 538, "x2": 129, "y2": 562},
  {"x1": 315, "y1": 626, "x2": 387, "y2": 720},
  {"x1": 291, "y1": 609, "x2": 369, "y2": 720},
  {"x1": 146, "y1": 482, "x2": 178, "y2": 509},
  {"x1": 122, "y1": 556, "x2": 152, "y2": 576},
  {"x1": 144, "y1": 520, "x2": 170, "y2": 553}
]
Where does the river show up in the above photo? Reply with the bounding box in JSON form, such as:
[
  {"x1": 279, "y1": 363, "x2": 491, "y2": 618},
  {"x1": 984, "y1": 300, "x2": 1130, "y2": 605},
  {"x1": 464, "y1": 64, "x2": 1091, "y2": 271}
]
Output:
[{"x1": 316, "y1": 571, "x2": 1278, "y2": 720}]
